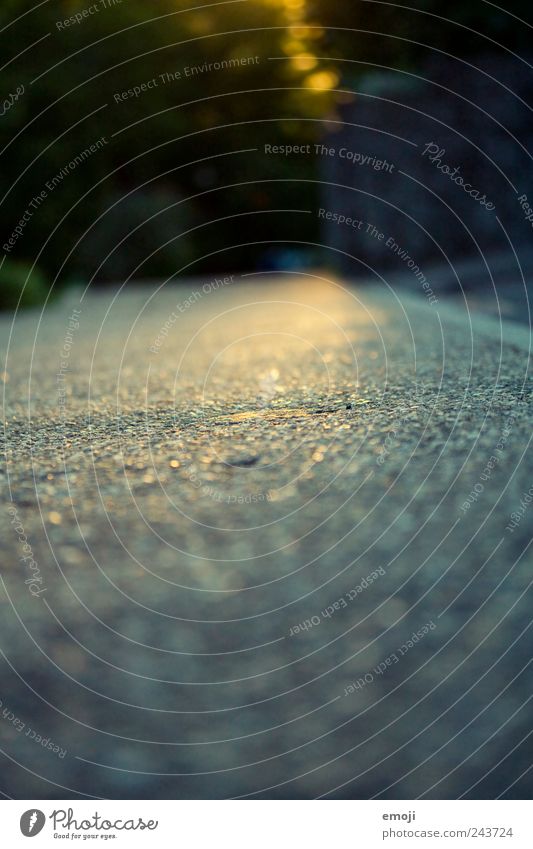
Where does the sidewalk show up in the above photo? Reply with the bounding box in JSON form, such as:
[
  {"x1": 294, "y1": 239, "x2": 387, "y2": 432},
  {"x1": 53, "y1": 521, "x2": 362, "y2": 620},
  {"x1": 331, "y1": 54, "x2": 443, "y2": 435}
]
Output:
[{"x1": 1, "y1": 274, "x2": 531, "y2": 799}]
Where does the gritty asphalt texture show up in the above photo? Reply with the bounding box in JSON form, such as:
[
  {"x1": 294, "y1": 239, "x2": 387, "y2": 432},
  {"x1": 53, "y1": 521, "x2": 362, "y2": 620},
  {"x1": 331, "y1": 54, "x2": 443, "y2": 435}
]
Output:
[{"x1": 0, "y1": 274, "x2": 531, "y2": 800}]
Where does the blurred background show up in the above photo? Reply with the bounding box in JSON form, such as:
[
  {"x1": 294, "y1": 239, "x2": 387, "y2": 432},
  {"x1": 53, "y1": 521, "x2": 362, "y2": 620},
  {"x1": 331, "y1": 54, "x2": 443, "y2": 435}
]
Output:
[{"x1": 1, "y1": 0, "x2": 532, "y2": 311}]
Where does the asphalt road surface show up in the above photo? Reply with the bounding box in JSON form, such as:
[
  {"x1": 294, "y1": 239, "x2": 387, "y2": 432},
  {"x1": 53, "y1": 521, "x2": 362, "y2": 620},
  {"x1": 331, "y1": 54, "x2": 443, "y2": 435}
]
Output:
[{"x1": 1, "y1": 273, "x2": 531, "y2": 799}]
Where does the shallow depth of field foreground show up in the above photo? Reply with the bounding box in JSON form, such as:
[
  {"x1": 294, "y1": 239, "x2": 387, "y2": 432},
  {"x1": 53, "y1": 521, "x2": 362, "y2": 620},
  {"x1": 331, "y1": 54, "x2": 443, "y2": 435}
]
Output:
[{"x1": 1, "y1": 274, "x2": 531, "y2": 799}]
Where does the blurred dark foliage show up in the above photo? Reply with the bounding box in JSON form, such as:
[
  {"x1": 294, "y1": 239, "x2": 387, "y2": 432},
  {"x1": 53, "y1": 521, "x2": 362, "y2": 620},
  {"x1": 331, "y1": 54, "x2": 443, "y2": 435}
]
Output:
[
  {"x1": 0, "y1": 0, "x2": 531, "y2": 301},
  {"x1": 311, "y1": 0, "x2": 533, "y2": 68},
  {"x1": 0, "y1": 259, "x2": 50, "y2": 310}
]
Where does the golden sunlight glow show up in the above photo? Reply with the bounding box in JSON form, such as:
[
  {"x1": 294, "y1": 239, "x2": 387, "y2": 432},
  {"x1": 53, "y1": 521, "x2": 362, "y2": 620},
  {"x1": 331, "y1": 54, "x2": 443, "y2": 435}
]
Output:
[
  {"x1": 288, "y1": 25, "x2": 313, "y2": 38},
  {"x1": 263, "y1": 0, "x2": 304, "y2": 7},
  {"x1": 264, "y1": 0, "x2": 307, "y2": 20},
  {"x1": 305, "y1": 70, "x2": 340, "y2": 91},
  {"x1": 291, "y1": 53, "x2": 318, "y2": 71},
  {"x1": 283, "y1": 39, "x2": 306, "y2": 54},
  {"x1": 264, "y1": 0, "x2": 329, "y2": 82},
  {"x1": 289, "y1": 24, "x2": 311, "y2": 38},
  {"x1": 187, "y1": 12, "x2": 213, "y2": 34}
]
